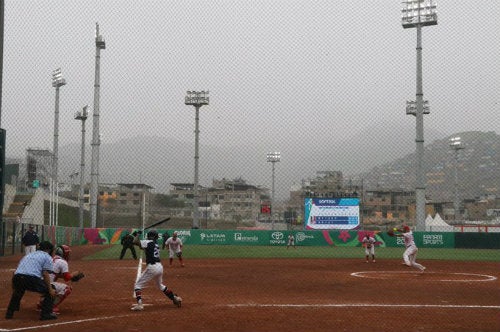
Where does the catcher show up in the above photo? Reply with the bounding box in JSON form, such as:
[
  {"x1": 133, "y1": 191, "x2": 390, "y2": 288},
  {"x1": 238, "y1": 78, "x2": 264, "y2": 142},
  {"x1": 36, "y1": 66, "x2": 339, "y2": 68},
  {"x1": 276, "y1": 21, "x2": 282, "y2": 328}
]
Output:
[
  {"x1": 37, "y1": 245, "x2": 84, "y2": 314},
  {"x1": 164, "y1": 231, "x2": 184, "y2": 267}
]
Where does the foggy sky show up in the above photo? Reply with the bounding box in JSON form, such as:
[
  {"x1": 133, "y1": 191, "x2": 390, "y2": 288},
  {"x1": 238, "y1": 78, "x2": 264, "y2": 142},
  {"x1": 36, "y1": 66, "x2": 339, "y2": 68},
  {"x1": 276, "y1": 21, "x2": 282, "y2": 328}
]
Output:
[{"x1": 1, "y1": 1, "x2": 499, "y2": 195}]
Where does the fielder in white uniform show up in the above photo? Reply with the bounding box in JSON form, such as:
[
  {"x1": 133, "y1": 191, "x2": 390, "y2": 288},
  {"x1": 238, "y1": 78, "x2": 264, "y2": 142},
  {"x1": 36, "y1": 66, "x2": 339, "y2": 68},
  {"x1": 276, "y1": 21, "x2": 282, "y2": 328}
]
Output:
[
  {"x1": 164, "y1": 231, "x2": 184, "y2": 267},
  {"x1": 396, "y1": 225, "x2": 426, "y2": 272},
  {"x1": 362, "y1": 234, "x2": 376, "y2": 263},
  {"x1": 287, "y1": 234, "x2": 296, "y2": 249}
]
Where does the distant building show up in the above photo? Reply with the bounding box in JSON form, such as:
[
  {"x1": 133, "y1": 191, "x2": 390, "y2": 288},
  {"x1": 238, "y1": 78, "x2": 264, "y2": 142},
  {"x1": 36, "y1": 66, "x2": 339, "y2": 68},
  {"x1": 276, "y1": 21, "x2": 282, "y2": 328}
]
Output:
[
  {"x1": 288, "y1": 170, "x2": 357, "y2": 210},
  {"x1": 115, "y1": 183, "x2": 153, "y2": 208},
  {"x1": 362, "y1": 189, "x2": 416, "y2": 222},
  {"x1": 169, "y1": 178, "x2": 268, "y2": 222}
]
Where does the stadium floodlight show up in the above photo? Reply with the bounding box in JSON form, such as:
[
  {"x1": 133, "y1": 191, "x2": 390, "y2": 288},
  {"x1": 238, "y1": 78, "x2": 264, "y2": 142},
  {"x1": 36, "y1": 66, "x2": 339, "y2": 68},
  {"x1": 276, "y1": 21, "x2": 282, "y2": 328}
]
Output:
[
  {"x1": 406, "y1": 100, "x2": 430, "y2": 115},
  {"x1": 449, "y1": 137, "x2": 464, "y2": 221},
  {"x1": 75, "y1": 105, "x2": 89, "y2": 229},
  {"x1": 402, "y1": 0, "x2": 437, "y2": 29},
  {"x1": 267, "y1": 152, "x2": 281, "y2": 230},
  {"x1": 51, "y1": 68, "x2": 66, "y2": 227},
  {"x1": 185, "y1": 90, "x2": 210, "y2": 229},
  {"x1": 402, "y1": 0, "x2": 437, "y2": 231},
  {"x1": 90, "y1": 23, "x2": 106, "y2": 228}
]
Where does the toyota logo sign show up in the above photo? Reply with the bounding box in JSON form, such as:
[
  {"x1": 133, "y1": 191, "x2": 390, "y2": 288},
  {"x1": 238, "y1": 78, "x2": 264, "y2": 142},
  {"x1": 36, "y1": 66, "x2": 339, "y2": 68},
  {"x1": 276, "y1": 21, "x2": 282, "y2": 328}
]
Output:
[{"x1": 271, "y1": 232, "x2": 284, "y2": 240}]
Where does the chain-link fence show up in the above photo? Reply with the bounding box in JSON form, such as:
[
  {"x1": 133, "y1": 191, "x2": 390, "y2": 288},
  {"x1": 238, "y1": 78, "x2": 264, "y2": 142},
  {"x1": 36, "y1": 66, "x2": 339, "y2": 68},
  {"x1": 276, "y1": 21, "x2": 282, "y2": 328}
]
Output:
[{"x1": 1, "y1": 1, "x2": 499, "y2": 330}]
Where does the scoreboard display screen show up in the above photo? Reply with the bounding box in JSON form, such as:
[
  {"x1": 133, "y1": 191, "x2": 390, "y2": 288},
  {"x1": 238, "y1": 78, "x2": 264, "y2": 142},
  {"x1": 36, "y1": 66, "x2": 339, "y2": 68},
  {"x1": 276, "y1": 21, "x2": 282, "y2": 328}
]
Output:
[{"x1": 304, "y1": 197, "x2": 360, "y2": 230}]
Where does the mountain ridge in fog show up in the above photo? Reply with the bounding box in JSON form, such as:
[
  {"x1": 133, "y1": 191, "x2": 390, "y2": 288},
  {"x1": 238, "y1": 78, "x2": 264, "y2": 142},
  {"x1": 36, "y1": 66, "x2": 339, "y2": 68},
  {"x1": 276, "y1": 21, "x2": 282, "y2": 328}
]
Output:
[{"x1": 52, "y1": 121, "x2": 447, "y2": 199}]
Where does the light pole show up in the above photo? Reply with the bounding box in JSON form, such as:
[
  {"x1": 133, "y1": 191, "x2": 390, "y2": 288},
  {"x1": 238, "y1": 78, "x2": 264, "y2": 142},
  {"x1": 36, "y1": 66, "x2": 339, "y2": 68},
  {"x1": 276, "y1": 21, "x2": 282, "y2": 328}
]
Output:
[
  {"x1": 90, "y1": 23, "x2": 105, "y2": 228},
  {"x1": 185, "y1": 90, "x2": 209, "y2": 229},
  {"x1": 51, "y1": 68, "x2": 66, "y2": 226},
  {"x1": 267, "y1": 152, "x2": 281, "y2": 230},
  {"x1": 402, "y1": 0, "x2": 437, "y2": 231},
  {"x1": 75, "y1": 105, "x2": 89, "y2": 229},
  {"x1": 449, "y1": 137, "x2": 464, "y2": 221}
]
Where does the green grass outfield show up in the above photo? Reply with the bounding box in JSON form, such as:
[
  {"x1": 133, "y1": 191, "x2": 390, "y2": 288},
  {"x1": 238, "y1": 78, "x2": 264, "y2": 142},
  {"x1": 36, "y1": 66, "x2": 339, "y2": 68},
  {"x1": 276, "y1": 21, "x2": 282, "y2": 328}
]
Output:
[{"x1": 85, "y1": 245, "x2": 500, "y2": 261}]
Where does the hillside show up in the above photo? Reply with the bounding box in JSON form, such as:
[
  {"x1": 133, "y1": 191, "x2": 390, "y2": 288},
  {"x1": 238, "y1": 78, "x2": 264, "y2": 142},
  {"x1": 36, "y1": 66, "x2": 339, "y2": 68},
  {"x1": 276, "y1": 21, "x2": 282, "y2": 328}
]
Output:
[{"x1": 360, "y1": 131, "x2": 500, "y2": 201}]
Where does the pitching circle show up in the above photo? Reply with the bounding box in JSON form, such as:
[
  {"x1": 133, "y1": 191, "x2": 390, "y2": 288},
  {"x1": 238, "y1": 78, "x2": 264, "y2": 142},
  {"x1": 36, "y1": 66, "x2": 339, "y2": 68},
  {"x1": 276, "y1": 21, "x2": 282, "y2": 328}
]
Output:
[{"x1": 351, "y1": 271, "x2": 497, "y2": 282}]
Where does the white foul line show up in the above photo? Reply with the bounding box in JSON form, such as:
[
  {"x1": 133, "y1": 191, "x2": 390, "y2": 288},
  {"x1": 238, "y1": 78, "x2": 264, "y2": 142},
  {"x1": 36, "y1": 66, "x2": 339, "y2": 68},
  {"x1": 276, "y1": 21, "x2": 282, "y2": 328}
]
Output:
[
  {"x1": 225, "y1": 303, "x2": 500, "y2": 309},
  {"x1": 0, "y1": 314, "x2": 132, "y2": 332}
]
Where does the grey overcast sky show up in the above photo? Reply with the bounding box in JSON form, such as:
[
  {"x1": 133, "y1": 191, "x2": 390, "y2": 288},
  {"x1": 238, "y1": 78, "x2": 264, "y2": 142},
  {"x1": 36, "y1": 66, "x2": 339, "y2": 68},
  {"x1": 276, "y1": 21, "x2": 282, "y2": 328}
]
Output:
[{"x1": 1, "y1": 0, "x2": 499, "y2": 159}]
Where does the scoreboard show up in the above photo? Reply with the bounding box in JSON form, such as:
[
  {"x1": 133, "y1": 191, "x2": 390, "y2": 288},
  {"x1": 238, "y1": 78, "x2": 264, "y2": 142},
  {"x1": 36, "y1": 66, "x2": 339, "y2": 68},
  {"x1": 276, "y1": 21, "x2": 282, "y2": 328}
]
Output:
[{"x1": 304, "y1": 197, "x2": 360, "y2": 230}]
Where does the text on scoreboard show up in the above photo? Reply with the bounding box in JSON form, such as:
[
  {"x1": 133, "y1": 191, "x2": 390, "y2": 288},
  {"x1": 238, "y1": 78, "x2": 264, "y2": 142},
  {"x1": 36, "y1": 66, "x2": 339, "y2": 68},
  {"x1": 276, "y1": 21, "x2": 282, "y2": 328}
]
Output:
[{"x1": 304, "y1": 197, "x2": 360, "y2": 230}]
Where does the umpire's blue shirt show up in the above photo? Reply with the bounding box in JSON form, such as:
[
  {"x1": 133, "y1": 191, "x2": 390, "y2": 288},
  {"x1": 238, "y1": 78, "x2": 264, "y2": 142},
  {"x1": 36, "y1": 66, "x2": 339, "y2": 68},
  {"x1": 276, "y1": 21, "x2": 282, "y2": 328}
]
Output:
[{"x1": 15, "y1": 251, "x2": 53, "y2": 278}]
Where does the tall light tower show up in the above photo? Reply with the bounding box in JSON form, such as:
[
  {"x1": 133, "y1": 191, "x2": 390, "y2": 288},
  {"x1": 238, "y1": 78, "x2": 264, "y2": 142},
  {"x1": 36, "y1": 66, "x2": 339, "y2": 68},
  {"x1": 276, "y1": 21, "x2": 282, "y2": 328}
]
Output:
[
  {"x1": 185, "y1": 90, "x2": 209, "y2": 229},
  {"x1": 75, "y1": 105, "x2": 89, "y2": 229},
  {"x1": 90, "y1": 23, "x2": 105, "y2": 228},
  {"x1": 267, "y1": 152, "x2": 281, "y2": 230},
  {"x1": 402, "y1": 0, "x2": 437, "y2": 231},
  {"x1": 449, "y1": 137, "x2": 464, "y2": 221},
  {"x1": 51, "y1": 68, "x2": 66, "y2": 226}
]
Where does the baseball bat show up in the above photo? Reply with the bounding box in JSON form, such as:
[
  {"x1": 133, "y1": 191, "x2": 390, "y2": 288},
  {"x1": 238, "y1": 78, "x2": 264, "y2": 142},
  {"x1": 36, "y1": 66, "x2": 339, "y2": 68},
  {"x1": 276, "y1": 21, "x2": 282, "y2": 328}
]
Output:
[
  {"x1": 143, "y1": 217, "x2": 171, "y2": 231},
  {"x1": 133, "y1": 256, "x2": 143, "y2": 298}
]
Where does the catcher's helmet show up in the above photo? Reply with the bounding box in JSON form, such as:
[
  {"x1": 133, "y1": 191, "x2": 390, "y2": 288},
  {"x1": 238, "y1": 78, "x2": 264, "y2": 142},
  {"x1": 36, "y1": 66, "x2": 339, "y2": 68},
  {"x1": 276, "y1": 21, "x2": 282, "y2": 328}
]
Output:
[
  {"x1": 55, "y1": 245, "x2": 71, "y2": 260},
  {"x1": 147, "y1": 230, "x2": 159, "y2": 241}
]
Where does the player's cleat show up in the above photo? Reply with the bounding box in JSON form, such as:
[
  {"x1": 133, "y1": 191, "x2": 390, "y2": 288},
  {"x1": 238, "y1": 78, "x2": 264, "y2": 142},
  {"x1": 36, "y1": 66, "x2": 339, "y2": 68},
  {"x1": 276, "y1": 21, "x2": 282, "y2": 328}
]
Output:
[
  {"x1": 372, "y1": 260, "x2": 376, "y2": 263},
  {"x1": 130, "y1": 303, "x2": 144, "y2": 311},
  {"x1": 40, "y1": 313, "x2": 58, "y2": 320},
  {"x1": 5, "y1": 311, "x2": 13, "y2": 319},
  {"x1": 173, "y1": 295, "x2": 182, "y2": 307},
  {"x1": 421, "y1": 266, "x2": 426, "y2": 273},
  {"x1": 365, "y1": 260, "x2": 369, "y2": 263}
]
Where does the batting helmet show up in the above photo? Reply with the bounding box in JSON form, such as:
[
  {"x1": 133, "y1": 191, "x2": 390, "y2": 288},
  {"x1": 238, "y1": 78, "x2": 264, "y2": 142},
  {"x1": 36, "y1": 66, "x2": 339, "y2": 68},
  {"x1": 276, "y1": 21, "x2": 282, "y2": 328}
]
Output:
[
  {"x1": 403, "y1": 225, "x2": 411, "y2": 232},
  {"x1": 55, "y1": 245, "x2": 71, "y2": 261},
  {"x1": 147, "y1": 230, "x2": 159, "y2": 241}
]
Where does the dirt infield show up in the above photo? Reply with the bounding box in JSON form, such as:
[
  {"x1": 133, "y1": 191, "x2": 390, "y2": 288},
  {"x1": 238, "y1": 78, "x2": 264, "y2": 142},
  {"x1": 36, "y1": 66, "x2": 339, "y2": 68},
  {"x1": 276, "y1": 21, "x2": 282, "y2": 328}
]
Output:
[{"x1": 1, "y1": 245, "x2": 499, "y2": 332}]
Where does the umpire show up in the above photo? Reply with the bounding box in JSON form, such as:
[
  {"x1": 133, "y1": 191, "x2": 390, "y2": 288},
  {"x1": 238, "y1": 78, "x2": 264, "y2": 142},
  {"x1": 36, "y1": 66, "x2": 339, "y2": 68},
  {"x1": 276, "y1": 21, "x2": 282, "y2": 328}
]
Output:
[
  {"x1": 120, "y1": 231, "x2": 137, "y2": 259},
  {"x1": 6, "y1": 241, "x2": 57, "y2": 321},
  {"x1": 21, "y1": 225, "x2": 40, "y2": 255}
]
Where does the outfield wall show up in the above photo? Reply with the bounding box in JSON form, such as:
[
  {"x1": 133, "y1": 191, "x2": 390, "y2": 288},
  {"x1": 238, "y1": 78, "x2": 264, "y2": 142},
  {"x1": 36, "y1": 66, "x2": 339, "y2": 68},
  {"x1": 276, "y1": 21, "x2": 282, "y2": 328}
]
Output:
[{"x1": 35, "y1": 226, "x2": 499, "y2": 250}]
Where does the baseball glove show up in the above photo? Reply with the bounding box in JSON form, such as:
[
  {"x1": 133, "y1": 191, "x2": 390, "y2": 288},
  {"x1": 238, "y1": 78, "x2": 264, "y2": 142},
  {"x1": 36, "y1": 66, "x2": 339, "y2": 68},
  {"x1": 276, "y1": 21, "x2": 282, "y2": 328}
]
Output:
[
  {"x1": 387, "y1": 229, "x2": 395, "y2": 237},
  {"x1": 176, "y1": 251, "x2": 182, "y2": 258},
  {"x1": 71, "y1": 272, "x2": 85, "y2": 282}
]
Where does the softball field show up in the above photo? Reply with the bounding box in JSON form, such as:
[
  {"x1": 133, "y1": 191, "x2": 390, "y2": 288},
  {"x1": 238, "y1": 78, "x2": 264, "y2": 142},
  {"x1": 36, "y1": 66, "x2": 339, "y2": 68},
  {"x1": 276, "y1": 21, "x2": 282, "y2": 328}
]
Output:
[{"x1": 1, "y1": 245, "x2": 499, "y2": 332}]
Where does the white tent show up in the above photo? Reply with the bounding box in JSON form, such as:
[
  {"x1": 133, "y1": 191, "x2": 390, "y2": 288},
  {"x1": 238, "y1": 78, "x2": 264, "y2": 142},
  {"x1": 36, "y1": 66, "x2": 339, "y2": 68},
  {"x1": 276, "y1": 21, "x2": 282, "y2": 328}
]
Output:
[{"x1": 425, "y1": 213, "x2": 455, "y2": 232}]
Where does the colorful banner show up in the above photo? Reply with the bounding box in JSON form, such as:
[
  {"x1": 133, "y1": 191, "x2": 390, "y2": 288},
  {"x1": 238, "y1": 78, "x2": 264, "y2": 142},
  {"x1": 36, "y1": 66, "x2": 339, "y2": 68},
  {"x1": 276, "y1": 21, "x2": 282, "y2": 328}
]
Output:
[{"x1": 40, "y1": 226, "x2": 456, "y2": 249}]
